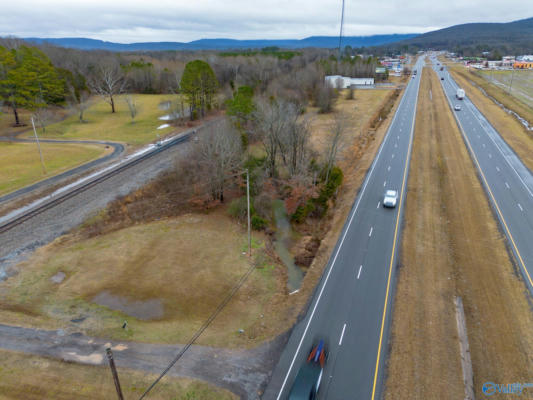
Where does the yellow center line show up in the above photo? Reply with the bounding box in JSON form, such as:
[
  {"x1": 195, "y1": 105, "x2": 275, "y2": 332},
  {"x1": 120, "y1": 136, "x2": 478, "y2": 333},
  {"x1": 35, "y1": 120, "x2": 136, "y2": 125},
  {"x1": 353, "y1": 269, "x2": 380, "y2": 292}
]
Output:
[{"x1": 371, "y1": 66, "x2": 419, "y2": 399}]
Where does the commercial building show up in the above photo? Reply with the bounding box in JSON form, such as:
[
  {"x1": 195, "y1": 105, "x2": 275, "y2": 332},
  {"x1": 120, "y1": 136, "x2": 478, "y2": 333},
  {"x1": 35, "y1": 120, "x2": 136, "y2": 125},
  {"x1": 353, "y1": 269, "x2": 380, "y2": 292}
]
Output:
[
  {"x1": 325, "y1": 75, "x2": 375, "y2": 88},
  {"x1": 513, "y1": 61, "x2": 533, "y2": 69}
]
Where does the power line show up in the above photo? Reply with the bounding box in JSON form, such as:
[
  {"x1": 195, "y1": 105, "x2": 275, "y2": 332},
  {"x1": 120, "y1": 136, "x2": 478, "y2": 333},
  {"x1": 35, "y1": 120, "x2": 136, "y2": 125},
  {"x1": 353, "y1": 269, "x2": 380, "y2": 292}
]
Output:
[
  {"x1": 338, "y1": 0, "x2": 345, "y2": 60},
  {"x1": 138, "y1": 259, "x2": 257, "y2": 399}
]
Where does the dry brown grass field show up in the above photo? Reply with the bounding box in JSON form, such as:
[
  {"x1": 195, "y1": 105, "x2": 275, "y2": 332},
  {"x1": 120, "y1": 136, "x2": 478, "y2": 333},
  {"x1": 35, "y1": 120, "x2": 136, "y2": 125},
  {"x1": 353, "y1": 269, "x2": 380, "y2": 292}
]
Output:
[{"x1": 0, "y1": 349, "x2": 236, "y2": 400}]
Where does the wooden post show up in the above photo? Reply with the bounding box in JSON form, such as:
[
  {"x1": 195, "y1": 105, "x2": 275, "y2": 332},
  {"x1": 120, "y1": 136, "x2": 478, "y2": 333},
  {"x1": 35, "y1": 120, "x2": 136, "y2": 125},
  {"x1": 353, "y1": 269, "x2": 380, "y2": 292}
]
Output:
[
  {"x1": 31, "y1": 117, "x2": 46, "y2": 175},
  {"x1": 106, "y1": 348, "x2": 124, "y2": 400},
  {"x1": 246, "y1": 169, "x2": 251, "y2": 259}
]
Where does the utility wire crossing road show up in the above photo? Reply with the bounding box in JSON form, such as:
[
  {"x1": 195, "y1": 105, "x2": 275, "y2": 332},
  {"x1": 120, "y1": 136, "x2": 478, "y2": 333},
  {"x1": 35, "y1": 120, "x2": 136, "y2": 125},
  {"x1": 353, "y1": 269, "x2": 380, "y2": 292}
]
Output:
[
  {"x1": 435, "y1": 58, "x2": 533, "y2": 296},
  {"x1": 263, "y1": 57, "x2": 425, "y2": 400}
]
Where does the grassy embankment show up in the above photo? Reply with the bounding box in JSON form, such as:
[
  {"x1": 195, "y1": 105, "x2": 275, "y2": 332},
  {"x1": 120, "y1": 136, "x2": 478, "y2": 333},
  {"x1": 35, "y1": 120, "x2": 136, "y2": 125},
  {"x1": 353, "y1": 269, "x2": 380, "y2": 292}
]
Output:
[
  {"x1": 0, "y1": 349, "x2": 236, "y2": 400},
  {"x1": 25, "y1": 94, "x2": 178, "y2": 146},
  {"x1": 444, "y1": 61, "x2": 533, "y2": 172},
  {"x1": 0, "y1": 142, "x2": 110, "y2": 196},
  {"x1": 385, "y1": 67, "x2": 533, "y2": 399}
]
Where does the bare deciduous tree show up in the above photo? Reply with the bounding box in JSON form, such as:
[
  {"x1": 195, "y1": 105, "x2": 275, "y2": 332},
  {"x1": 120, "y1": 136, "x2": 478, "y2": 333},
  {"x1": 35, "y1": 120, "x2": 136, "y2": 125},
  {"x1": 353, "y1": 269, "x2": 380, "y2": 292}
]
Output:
[
  {"x1": 253, "y1": 98, "x2": 291, "y2": 177},
  {"x1": 315, "y1": 83, "x2": 336, "y2": 114},
  {"x1": 68, "y1": 86, "x2": 90, "y2": 123},
  {"x1": 324, "y1": 112, "x2": 348, "y2": 183},
  {"x1": 89, "y1": 64, "x2": 126, "y2": 113},
  {"x1": 194, "y1": 120, "x2": 242, "y2": 202},
  {"x1": 253, "y1": 98, "x2": 312, "y2": 180},
  {"x1": 32, "y1": 107, "x2": 53, "y2": 133},
  {"x1": 124, "y1": 95, "x2": 139, "y2": 122}
]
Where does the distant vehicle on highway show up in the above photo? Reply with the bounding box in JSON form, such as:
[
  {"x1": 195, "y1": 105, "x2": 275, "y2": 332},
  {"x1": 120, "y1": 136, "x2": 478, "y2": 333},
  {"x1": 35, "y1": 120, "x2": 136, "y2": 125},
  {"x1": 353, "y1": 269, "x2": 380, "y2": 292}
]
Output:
[
  {"x1": 454, "y1": 104, "x2": 462, "y2": 111},
  {"x1": 289, "y1": 340, "x2": 327, "y2": 400},
  {"x1": 441, "y1": 77, "x2": 444, "y2": 80},
  {"x1": 456, "y1": 88, "x2": 465, "y2": 100},
  {"x1": 383, "y1": 190, "x2": 398, "y2": 208},
  {"x1": 440, "y1": 66, "x2": 444, "y2": 71}
]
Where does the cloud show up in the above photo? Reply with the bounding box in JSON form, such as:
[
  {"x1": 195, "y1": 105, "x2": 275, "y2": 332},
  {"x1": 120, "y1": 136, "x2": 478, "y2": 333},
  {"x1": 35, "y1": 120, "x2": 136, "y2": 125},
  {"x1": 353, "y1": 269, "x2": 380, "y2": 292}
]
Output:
[{"x1": 0, "y1": 0, "x2": 532, "y2": 43}]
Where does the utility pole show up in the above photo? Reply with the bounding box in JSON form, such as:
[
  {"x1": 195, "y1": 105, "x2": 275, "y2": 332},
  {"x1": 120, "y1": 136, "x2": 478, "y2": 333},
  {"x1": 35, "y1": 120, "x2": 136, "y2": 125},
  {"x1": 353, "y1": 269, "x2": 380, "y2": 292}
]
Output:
[
  {"x1": 337, "y1": 0, "x2": 345, "y2": 61},
  {"x1": 106, "y1": 348, "x2": 124, "y2": 400},
  {"x1": 508, "y1": 68, "x2": 515, "y2": 94},
  {"x1": 31, "y1": 117, "x2": 46, "y2": 175},
  {"x1": 246, "y1": 169, "x2": 251, "y2": 259}
]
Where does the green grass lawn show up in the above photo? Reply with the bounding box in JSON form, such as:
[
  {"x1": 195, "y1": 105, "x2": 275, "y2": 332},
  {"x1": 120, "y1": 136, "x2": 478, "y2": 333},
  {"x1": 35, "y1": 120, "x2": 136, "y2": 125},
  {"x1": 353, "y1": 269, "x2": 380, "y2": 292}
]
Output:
[
  {"x1": 0, "y1": 142, "x2": 109, "y2": 196},
  {"x1": 28, "y1": 94, "x2": 177, "y2": 146}
]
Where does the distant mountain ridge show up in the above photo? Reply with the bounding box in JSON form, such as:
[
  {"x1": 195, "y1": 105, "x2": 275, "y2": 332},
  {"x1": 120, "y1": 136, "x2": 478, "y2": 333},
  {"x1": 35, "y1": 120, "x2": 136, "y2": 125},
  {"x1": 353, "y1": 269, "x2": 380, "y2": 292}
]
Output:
[
  {"x1": 391, "y1": 17, "x2": 533, "y2": 53},
  {"x1": 23, "y1": 34, "x2": 418, "y2": 51}
]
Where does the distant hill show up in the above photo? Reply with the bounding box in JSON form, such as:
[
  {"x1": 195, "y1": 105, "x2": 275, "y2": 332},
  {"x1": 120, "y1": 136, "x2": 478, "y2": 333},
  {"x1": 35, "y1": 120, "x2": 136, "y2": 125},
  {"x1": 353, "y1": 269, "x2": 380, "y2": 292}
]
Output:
[
  {"x1": 385, "y1": 17, "x2": 533, "y2": 54},
  {"x1": 23, "y1": 34, "x2": 417, "y2": 52}
]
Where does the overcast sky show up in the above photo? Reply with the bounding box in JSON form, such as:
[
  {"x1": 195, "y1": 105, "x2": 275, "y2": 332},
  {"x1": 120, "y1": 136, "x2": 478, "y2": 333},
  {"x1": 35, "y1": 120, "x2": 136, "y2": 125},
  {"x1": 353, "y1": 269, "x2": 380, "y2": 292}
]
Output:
[{"x1": 1, "y1": 0, "x2": 532, "y2": 43}]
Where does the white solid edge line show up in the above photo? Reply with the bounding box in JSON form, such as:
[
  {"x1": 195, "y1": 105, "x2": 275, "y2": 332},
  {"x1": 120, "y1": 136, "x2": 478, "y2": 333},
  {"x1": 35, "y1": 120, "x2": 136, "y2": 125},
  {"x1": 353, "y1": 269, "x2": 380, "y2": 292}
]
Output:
[
  {"x1": 464, "y1": 96, "x2": 533, "y2": 198},
  {"x1": 339, "y1": 324, "x2": 347, "y2": 346},
  {"x1": 274, "y1": 59, "x2": 418, "y2": 400}
]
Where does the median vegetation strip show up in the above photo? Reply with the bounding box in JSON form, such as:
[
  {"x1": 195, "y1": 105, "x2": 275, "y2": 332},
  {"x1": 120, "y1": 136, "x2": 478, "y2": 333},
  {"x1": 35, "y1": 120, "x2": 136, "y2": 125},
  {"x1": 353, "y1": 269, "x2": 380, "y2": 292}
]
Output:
[
  {"x1": 385, "y1": 67, "x2": 533, "y2": 399},
  {"x1": 0, "y1": 141, "x2": 111, "y2": 196}
]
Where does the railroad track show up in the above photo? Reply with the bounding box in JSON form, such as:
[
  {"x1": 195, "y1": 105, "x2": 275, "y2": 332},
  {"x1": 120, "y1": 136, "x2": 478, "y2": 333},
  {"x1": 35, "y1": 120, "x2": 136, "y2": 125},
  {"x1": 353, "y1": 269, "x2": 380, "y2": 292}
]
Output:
[{"x1": 0, "y1": 130, "x2": 196, "y2": 235}]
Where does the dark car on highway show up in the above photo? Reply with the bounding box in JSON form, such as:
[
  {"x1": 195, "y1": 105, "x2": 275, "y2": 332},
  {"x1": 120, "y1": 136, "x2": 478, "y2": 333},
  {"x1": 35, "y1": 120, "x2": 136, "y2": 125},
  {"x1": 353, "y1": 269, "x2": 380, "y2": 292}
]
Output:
[{"x1": 289, "y1": 340, "x2": 327, "y2": 400}]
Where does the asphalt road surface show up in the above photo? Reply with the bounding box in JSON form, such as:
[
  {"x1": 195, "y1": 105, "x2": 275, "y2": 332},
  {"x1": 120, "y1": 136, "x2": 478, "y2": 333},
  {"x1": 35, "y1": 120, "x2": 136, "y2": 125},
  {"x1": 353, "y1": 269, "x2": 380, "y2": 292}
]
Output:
[
  {"x1": 263, "y1": 57, "x2": 425, "y2": 400},
  {"x1": 434, "y1": 57, "x2": 533, "y2": 295}
]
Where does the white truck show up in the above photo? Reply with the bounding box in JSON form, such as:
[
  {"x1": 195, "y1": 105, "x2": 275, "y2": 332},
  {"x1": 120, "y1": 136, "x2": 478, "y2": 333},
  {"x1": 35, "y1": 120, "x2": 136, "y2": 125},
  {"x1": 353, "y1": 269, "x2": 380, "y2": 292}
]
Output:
[{"x1": 456, "y1": 88, "x2": 465, "y2": 100}]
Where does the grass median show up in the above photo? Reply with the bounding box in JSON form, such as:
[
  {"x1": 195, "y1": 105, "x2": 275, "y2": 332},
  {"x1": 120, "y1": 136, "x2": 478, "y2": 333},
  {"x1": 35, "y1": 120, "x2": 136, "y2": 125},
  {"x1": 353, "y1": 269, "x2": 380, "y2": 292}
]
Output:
[{"x1": 385, "y1": 67, "x2": 533, "y2": 399}]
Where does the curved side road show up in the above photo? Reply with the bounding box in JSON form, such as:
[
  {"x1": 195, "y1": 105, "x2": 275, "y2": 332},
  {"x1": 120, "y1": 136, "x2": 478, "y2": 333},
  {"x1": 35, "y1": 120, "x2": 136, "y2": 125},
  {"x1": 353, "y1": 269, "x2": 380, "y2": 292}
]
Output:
[
  {"x1": 0, "y1": 137, "x2": 124, "y2": 204},
  {"x1": 0, "y1": 120, "x2": 221, "y2": 277},
  {"x1": 263, "y1": 57, "x2": 424, "y2": 400}
]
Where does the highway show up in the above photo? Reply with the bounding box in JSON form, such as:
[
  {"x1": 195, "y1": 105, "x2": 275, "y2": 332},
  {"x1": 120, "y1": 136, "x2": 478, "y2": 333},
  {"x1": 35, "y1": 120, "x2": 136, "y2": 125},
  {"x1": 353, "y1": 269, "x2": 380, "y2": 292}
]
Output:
[
  {"x1": 263, "y1": 57, "x2": 425, "y2": 400},
  {"x1": 433, "y1": 58, "x2": 533, "y2": 295}
]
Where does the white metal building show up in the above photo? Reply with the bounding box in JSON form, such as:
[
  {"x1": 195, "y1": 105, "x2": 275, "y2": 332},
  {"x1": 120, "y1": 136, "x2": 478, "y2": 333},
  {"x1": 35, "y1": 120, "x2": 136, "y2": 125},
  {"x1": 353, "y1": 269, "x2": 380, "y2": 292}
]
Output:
[{"x1": 325, "y1": 75, "x2": 375, "y2": 88}]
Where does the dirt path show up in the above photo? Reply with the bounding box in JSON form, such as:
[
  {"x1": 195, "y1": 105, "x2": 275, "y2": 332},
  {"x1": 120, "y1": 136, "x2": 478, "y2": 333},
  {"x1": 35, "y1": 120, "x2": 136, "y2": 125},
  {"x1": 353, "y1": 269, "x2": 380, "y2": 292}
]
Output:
[
  {"x1": 0, "y1": 322, "x2": 282, "y2": 399},
  {"x1": 385, "y1": 67, "x2": 533, "y2": 399}
]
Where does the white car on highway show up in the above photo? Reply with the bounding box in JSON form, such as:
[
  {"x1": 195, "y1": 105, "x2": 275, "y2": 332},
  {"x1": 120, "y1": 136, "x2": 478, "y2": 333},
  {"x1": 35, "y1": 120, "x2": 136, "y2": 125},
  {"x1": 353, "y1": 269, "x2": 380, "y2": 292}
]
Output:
[
  {"x1": 454, "y1": 104, "x2": 461, "y2": 111},
  {"x1": 383, "y1": 190, "x2": 398, "y2": 208}
]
